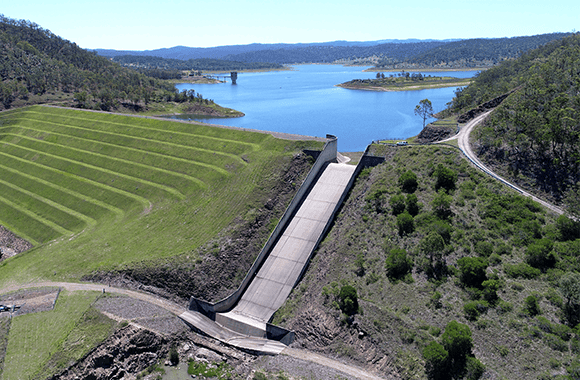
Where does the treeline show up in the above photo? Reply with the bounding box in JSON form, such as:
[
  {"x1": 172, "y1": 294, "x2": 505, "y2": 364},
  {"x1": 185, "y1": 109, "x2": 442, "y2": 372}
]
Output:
[
  {"x1": 221, "y1": 41, "x2": 447, "y2": 64},
  {"x1": 0, "y1": 15, "x2": 188, "y2": 111},
  {"x1": 376, "y1": 33, "x2": 573, "y2": 69},
  {"x1": 112, "y1": 55, "x2": 283, "y2": 73},
  {"x1": 448, "y1": 33, "x2": 580, "y2": 206}
]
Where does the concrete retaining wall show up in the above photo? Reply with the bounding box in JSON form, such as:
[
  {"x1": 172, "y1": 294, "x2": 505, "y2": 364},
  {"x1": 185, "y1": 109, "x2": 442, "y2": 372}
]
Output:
[
  {"x1": 190, "y1": 135, "x2": 338, "y2": 315},
  {"x1": 291, "y1": 144, "x2": 385, "y2": 289}
]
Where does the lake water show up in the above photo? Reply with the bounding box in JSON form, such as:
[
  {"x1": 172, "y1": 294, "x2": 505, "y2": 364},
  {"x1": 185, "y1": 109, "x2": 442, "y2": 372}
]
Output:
[{"x1": 174, "y1": 65, "x2": 478, "y2": 151}]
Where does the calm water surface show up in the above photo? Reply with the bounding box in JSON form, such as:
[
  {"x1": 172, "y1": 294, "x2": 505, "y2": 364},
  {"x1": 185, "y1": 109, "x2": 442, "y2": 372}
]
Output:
[{"x1": 174, "y1": 65, "x2": 478, "y2": 151}]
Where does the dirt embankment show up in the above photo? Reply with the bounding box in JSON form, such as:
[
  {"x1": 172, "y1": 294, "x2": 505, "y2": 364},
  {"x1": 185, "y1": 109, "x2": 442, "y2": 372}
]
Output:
[{"x1": 84, "y1": 153, "x2": 315, "y2": 305}]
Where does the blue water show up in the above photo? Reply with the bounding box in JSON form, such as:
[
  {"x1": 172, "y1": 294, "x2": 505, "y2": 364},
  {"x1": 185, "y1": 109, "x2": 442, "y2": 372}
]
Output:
[{"x1": 174, "y1": 65, "x2": 478, "y2": 151}]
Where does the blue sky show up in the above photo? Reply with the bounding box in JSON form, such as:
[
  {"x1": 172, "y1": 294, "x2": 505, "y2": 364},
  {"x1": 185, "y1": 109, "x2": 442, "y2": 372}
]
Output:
[{"x1": 2, "y1": 0, "x2": 578, "y2": 50}]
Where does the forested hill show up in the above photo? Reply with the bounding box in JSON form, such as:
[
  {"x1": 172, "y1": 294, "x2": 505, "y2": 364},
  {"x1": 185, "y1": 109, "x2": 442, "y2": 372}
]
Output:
[
  {"x1": 112, "y1": 55, "x2": 284, "y2": 73},
  {"x1": 0, "y1": 16, "x2": 178, "y2": 111},
  {"x1": 376, "y1": 33, "x2": 574, "y2": 69},
  {"x1": 446, "y1": 33, "x2": 580, "y2": 209},
  {"x1": 220, "y1": 41, "x2": 448, "y2": 64}
]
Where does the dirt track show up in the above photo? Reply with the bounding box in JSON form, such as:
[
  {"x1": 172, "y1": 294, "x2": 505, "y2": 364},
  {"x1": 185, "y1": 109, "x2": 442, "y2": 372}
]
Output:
[{"x1": 440, "y1": 111, "x2": 566, "y2": 216}]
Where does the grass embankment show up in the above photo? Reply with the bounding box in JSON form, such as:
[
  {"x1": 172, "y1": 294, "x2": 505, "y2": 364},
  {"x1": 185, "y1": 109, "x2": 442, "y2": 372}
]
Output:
[
  {"x1": 2, "y1": 290, "x2": 116, "y2": 380},
  {"x1": 274, "y1": 145, "x2": 580, "y2": 379},
  {"x1": 338, "y1": 76, "x2": 472, "y2": 91},
  {"x1": 0, "y1": 106, "x2": 323, "y2": 287}
]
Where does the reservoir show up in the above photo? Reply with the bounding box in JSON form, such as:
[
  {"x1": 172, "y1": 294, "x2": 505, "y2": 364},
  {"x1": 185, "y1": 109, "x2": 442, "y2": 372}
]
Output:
[{"x1": 174, "y1": 65, "x2": 478, "y2": 152}]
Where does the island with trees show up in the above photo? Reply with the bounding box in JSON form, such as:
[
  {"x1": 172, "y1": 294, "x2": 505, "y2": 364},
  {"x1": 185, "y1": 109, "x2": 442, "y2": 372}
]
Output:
[{"x1": 337, "y1": 71, "x2": 472, "y2": 91}]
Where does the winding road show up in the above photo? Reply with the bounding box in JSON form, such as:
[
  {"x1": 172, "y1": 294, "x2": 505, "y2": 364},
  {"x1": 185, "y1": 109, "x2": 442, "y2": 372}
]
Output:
[{"x1": 440, "y1": 110, "x2": 566, "y2": 216}]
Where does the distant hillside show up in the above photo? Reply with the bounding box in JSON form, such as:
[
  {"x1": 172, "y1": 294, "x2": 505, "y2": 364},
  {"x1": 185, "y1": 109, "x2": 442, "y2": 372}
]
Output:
[
  {"x1": 377, "y1": 33, "x2": 574, "y2": 69},
  {"x1": 445, "y1": 33, "x2": 580, "y2": 209},
  {"x1": 112, "y1": 55, "x2": 284, "y2": 73},
  {"x1": 0, "y1": 15, "x2": 218, "y2": 114},
  {"x1": 95, "y1": 39, "x2": 456, "y2": 60}
]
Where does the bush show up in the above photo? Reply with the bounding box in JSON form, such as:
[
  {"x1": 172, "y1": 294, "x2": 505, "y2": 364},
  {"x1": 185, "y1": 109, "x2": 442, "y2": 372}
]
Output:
[
  {"x1": 504, "y1": 262, "x2": 541, "y2": 279},
  {"x1": 463, "y1": 300, "x2": 489, "y2": 321},
  {"x1": 399, "y1": 170, "x2": 418, "y2": 193},
  {"x1": 423, "y1": 341, "x2": 449, "y2": 380},
  {"x1": 396, "y1": 211, "x2": 415, "y2": 236},
  {"x1": 338, "y1": 285, "x2": 358, "y2": 315},
  {"x1": 524, "y1": 295, "x2": 541, "y2": 316},
  {"x1": 390, "y1": 194, "x2": 406, "y2": 215},
  {"x1": 525, "y1": 238, "x2": 557, "y2": 270},
  {"x1": 441, "y1": 320, "x2": 473, "y2": 362},
  {"x1": 474, "y1": 241, "x2": 493, "y2": 257},
  {"x1": 466, "y1": 356, "x2": 486, "y2": 380},
  {"x1": 556, "y1": 215, "x2": 580, "y2": 241},
  {"x1": 457, "y1": 257, "x2": 488, "y2": 288},
  {"x1": 431, "y1": 190, "x2": 453, "y2": 219},
  {"x1": 481, "y1": 279, "x2": 501, "y2": 304},
  {"x1": 406, "y1": 193, "x2": 420, "y2": 216},
  {"x1": 433, "y1": 164, "x2": 458, "y2": 192},
  {"x1": 385, "y1": 248, "x2": 413, "y2": 280},
  {"x1": 169, "y1": 346, "x2": 179, "y2": 365}
]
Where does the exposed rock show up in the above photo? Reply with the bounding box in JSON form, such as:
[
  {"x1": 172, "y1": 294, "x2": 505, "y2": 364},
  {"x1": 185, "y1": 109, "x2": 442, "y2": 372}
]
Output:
[
  {"x1": 48, "y1": 326, "x2": 167, "y2": 380},
  {"x1": 416, "y1": 125, "x2": 454, "y2": 143}
]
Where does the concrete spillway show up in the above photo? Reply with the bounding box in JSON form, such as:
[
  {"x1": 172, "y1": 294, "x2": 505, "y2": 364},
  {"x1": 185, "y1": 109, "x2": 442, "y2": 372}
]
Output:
[
  {"x1": 181, "y1": 137, "x2": 385, "y2": 352},
  {"x1": 216, "y1": 162, "x2": 356, "y2": 334}
]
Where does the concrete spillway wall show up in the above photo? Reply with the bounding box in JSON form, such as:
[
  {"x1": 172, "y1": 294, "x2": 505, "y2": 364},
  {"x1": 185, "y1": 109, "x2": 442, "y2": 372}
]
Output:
[
  {"x1": 189, "y1": 139, "x2": 384, "y2": 344},
  {"x1": 190, "y1": 136, "x2": 337, "y2": 314}
]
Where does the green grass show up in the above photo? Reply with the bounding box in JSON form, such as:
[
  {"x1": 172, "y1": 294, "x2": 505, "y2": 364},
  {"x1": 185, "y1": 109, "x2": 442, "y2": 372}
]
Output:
[
  {"x1": 2, "y1": 290, "x2": 114, "y2": 380},
  {"x1": 0, "y1": 105, "x2": 323, "y2": 286}
]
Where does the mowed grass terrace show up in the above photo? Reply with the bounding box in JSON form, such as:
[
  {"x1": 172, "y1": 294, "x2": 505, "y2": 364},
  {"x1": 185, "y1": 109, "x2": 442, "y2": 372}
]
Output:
[{"x1": 0, "y1": 106, "x2": 323, "y2": 287}]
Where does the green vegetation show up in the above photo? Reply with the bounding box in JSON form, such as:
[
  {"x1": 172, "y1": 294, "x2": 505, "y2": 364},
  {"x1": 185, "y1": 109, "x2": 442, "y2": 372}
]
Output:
[
  {"x1": 0, "y1": 106, "x2": 322, "y2": 286},
  {"x1": 339, "y1": 74, "x2": 472, "y2": 92},
  {"x1": 376, "y1": 33, "x2": 573, "y2": 69},
  {"x1": 112, "y1": 55, "x2": 284, "y2": 75},
  {"x1": 2, "y1": 290, "x2": 115, "y2": 380},
  {"x1": 0, "y1": 16, "x2": 238, "y2": 116},
  {"x1": 444, "y1": 34, "x2": 580, "y2": 207},
  {"x1": 275, "y1": 145, "x2": 580, "y2": 379},
  {"x1": 188, "y1": 360, "x2": 232, "y2": 378}
]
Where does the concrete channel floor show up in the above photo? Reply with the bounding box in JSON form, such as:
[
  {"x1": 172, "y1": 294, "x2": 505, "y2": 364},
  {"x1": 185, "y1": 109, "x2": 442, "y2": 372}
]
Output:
[{"x1": 220, "y1": 162, "x2": 357, "y2": 332}]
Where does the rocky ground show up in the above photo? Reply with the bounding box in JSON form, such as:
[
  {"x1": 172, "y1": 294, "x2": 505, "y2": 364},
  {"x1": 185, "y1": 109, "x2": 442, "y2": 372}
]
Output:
[{"x1": 0, "y1": 226, "x2": 32, "y2": 262}]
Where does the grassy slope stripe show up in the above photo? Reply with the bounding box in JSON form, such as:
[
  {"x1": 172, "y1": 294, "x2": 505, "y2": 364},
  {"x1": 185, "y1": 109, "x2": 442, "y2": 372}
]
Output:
[{"x1": 0, "y1": 164, "x2": 122, "y2": 220}]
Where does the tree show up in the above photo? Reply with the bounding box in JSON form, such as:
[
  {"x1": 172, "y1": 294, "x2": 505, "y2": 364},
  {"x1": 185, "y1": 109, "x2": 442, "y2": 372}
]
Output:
[
  {"x1": 441, "y1": 320, "x2": 473, "y2": 363},
  {"x1": 390, "y1": 194, "x2": 406, "y2": 215},
  {"x1": 431, "y1": 190, "x2": 453, "y2": 219},
  {"x1": 385, "y1": 248, "x2": 413, "y2": 280},
  {"x1": 414, "y1": 98, "x2": 434, "y2": 128},
  {"x1": 457, "y1": 257, "x2": 488, "y2": 288},
  {"x1": 423, "y1": 341, "x2": 449, "y2": 380},
  {"x1": 396, "y1": 211, "x2": 415, "y2": 236},
  {"x1": 338, "y1": 285, "x2": 358, "y2": 315},
  {"x1": 559, "y1": 272, "x2": 580, "y2": 326},
  {"x1": 399, "y1": 170, "x2": 418, "y2": 193},
  {"x1": 433, "y1": 164, "x2": 458, "y2": 191}
]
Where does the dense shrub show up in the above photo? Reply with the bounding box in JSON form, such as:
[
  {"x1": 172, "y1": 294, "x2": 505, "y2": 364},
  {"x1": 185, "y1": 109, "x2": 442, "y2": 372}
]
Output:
[
  {"x1": 385, "y1": 248, "x2": 413, "y2": 280},
  {"x1": 524, "y1": 295, "x2": 541, "y2": 316},
  {"x1": 433, "y1": 164, "x2": 458, "y2": 192},
  {"x1": 399, "y1": 170, "x2": 418, "y2": 193},
  {"x1": 431, "y1": 190, "x2": 453, "y2": 219},
  {"x1": 338, "y1": 285, "x2": 358, "y2": 315},
  {"x1": 441, "y1": 320, "x2": 474, "y2": 361},
  {"x1": 525, "y1": 238, "x2": 557, "y2": 270},
  {"x1": 423, "y1": 341, "x2": 449, "y2": 380},
  {"x1": 390, "y1": 194, "x2": 406, "y2": 215},
  {"x1": 463, "y1": 300, "x2": 489, "y2": 321},
  {"x1": 457, "y1": 257, "x2": 488, "y2": 288},
  {"x1": 504, "y1": 262, "x2": 541, "y2": 279},
  {"x1": 466, "y1": 356, "x2": 486, "y2": 380},
  {"x1": 474, "y1": 241, "x2": 493, "y2": 257},
  {"x1": 396, "y1": 211, "x2": 415, "y2": 236},
  {"x1": 556, "y1": 215, "x2": 580, "y2": 241},
  {"x1": 406, "y1": 193, "x2": 420, "y2": 216}
]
